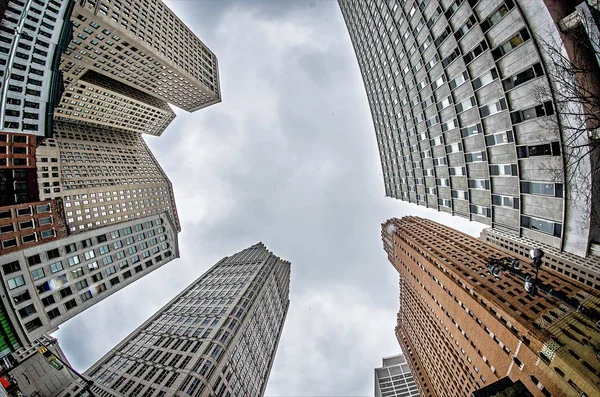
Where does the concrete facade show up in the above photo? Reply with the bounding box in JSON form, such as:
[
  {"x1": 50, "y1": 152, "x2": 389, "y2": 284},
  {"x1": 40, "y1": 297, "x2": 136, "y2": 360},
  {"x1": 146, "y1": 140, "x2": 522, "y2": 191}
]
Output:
[
  {"x1": 339, "y1": 0, "x2": 599, "y2": 258},
  {"x1": 54, "y1": 71, "x2": 176, "y2": 136},
  {"x1": 36, "y1": 121, "x2": 180, "y2": 234},
  {"x1": 59, "y1": 0, "x2": 221, "y2": 112},
  {"x1": 375, "y1": 353, "x2": 420, "y2": 397},
  {"x1": 10, "y1": 334, "x2": 77, "y2": 397},
  {"x1": 383, "y1": 216, "x2": 600, "y2": 397},
  {"x1": 0, "y1": 0, "x2": 73, "y2": 137},
  {"x1": 59, "y1": 243, "x2": 290, "y2": 397},
  {"x1": 0, "y1": 212, "x2": 179, "y2": 345}
]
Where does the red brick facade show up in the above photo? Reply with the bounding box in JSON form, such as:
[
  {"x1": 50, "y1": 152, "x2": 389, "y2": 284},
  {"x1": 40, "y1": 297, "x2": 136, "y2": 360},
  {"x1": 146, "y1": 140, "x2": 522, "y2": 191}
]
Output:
[
  {"x1": 0, "y1": 199, "x2": 67, "y2": 253},
  {"x1": 383, "y1": 217, "x2": 600, "y2": 397}
]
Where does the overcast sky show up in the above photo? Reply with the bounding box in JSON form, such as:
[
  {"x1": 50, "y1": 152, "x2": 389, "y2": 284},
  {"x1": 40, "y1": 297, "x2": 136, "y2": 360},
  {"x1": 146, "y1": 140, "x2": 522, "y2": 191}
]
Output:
[{"x1": 55, "y1": 1, "x2": 485, "y2": 395}]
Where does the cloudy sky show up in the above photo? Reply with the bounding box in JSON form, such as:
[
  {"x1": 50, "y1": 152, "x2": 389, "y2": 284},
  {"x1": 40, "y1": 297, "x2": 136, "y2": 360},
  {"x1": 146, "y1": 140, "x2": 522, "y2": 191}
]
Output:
[{"x1": 55, "y1": 1, "x2": 485, "y2": 395}]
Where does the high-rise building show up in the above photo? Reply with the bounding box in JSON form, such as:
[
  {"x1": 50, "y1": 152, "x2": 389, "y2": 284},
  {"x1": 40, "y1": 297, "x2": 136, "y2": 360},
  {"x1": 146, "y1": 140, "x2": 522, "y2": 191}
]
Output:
[
  {"x1": 383, "y1": 216, "x2": 600, "y2": 397},
  {"x1": 60, "y1": 243, "x2": 290, "y2": 397},
  {"x1": 0, "y1": 212, "x2": 179, "y2": 346},
  {"x1": 0, "y1": 0, "x2": 74, "y2": 137},
  {"x1": 59, "y1": 0, "x2": 221, "y2": 112},
  {"x1": 53, "y1": 70, "x2": 176, "y2": 136},
  {"x1": 481, "y1": 228, "x2": 600, "y2": 291},
  {"x1": 339, "y1": 0, "x2": 599, "y2": 258},
  {"x1": 35, "y1": 121, "x2": 180, "y2": 234},
  {"x1": 375, "y1": 353, "x2": 420, "y2": 397}
]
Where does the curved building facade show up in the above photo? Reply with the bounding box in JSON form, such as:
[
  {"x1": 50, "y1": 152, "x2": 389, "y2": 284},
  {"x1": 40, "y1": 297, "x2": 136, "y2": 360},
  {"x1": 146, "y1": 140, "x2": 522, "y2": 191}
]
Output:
[{"x1": 339, "y1": 0, "x2": 599, "y2": 258}]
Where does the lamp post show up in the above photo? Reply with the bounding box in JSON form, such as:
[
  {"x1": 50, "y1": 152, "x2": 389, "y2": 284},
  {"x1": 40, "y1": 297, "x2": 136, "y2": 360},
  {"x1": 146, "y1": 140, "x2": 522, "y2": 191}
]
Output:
[{"x1": 487, "y1": 248, "x2": 600, "y2": 327}]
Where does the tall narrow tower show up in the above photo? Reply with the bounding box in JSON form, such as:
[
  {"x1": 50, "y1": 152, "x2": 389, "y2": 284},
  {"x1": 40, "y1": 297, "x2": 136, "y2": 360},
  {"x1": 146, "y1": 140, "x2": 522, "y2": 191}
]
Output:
[
  {"x1": 375, "y1": 353, "x2": 420, "y2": 397},
  {"x1": 60, "y1": 243, "x2": 291, "y2": 397}
]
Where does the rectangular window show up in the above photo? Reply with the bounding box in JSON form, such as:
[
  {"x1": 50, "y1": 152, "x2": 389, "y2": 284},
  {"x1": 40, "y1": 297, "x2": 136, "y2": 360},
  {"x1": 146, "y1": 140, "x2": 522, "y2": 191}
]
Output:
[
  {"x1": 516, "y1": 142, "x2": 561, "y2": 158},
  {"x1": 480, "y1": 99, "x2": 507, "y2": 118},
  {"x1": 520, "y1": 182, "x2": 563, "y2": 198},
  {"x1": 50, "y1": 261, "x2": 63, "y2": 273},
  {"x1": 2, "y1": 261, "x2": 21, "y2": 275},
  {"x1": 492, "y1": 28, "x2": 531, "y2": 60},
  {"x1": 470, "y1": 204, "x2": 491, "y2": 217},
  {"x1": 461, "y1": 123, "x2": 483, "y2": 138},
  {"x1": 465, "y1": 151, "x2": 487, "y2": 163},
  {"x1": 521, "y1": 216, "x2": 562, "y2": 237},
  {"x1": 490, "y1": 164, "x2": 517, "y2": 176},
  {"x1": 468, "y1": 179, "x2": 490, "y2": 190},
  {"x1": 31, "y1": 268, "x2": 45, "y2": 280},
  {"x1": 68, "y1": 255, "x2": 80, "y2": 266},
  {"x1": 502, "y1": 63, "x2": 544, "y2": 91},
  {"x1": 510, "y1": 101, "x2": 554, "y2": 124},
  {"x1": 7, "y1": 275, "x2": 25, "y2": 290}
]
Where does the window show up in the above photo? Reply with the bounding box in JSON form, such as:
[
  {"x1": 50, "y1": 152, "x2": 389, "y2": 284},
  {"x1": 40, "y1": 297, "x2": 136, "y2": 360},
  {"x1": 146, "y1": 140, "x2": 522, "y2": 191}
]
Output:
[
  {"x1": 461, "y1": 123, "x2": 482, "y2": 138},
  {"x1": 50, "y1": 261, "x2": 63, "y2": 273},
  {"x1": 468, "y1": 179, "x2": 490, "y2": 190},
  {"x1": 46, "y1": 248, "x2": 60, "y2": 259},
  {"x1": 71, "y1": 267, "x2": 84, "y2": 278},
  {"x1": 97, "y1": 234, "x2": 108, "y2": 243},
  {"x1": 47, "y1": 308, "x2": 60, "y2": 319},
  {"x1": 511, "y1": 101, "x2": 554, "y2": 124},
  {"x1": 99, "y1": 245, "x2": 110, "y2": 254},
  {"x1": 516, "y1": 142, "x2": 561, "y2": 158},
  {"x1": 25, "y1": 318, "x2": 42, "y2": 332},
  {"x1": 103, "y1": 256, "x2": 113, "y2": 265},
  {"x1": 106, "y1": 266, "x2": 116, "y2": 276},
  {"x1": 88, "y1": 261, "x2": 99, "y2": 270},
  {"x1": 83, "y1": 249, "x2": 96, "y2": 260},
  {"x1": 67, "y1": 255, "x2": 80, "y2": 266},
  {"x1": 18, "y1": 304, "x2": 36, "y2": 319},
  {"x1": 75, "y1": 279, "x2": 88, "y2": 291},
  {"x1": 31, "y1": 268, "x2": 45, "y2": 280},
  {"x1": 492, "y1": 28, "x2": 531, "y2": 60},
  {"x1": 481, "y1": 1, "x2": 516, "y2": 32},
  {"x1": 520, "y1": 182, "x2": 563, "y2": 198},
  {"x1": 3, "y1": 260, "x2": 21, "y2": 275},
  {"x1": 503, "y1": 63, "x2": 544, "y2": 91},
  {"x1": 465, "y1": 151, "x2": 487, "y2": 163},
  {"x1": 492, "y1": 195, "x2": 520, "y2": 209},
  {"x1": 65, "y1": 299, "x2": 77, "y2": 310},
  {"x1": 60, "y1": 287, "x2": 73, "y2": 299},
  {"x1": 7, "y1": 275, "x2": 25, "y2": 290},
  {"x1": 480, "y1": 99, "x2": 507, "y2": 118},
  {"x1": 490, "y1": 164, "x2": 517, "y2": 176},
  {"x1": 485, "y1": 131, "x2": 513, "y2": 146},
  {"x1": 0, "y1": 224, "x2": 14, "y2": 234},
  {"x1": 473, "y1": 69, "x2": 498, "y2": 90},
  {"x1": 522, "y1": 216, "x2": 562, "y2": 237},
  {"x1": 470, "y1": 205, "x2": 491, "y2": 217},
  {"x1": 13, "y1": 290, "x2": 31, "y2": 304}
]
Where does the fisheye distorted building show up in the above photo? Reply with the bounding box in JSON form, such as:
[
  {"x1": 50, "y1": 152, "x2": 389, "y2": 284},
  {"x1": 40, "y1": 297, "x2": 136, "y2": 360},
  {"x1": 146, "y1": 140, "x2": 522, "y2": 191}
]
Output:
[
  {"x1": 60, "y1": 243, "x2": 290, "y2": 397},
  {"x1": 0, "y1": 0, "x2": 221, "y2": 379},
  {"x1": 339, "y1": 0, "x2": 599, "y2": 262},
  {"x1": 60, "y1": 0, "x2": 221, "y2": 112},
  {"x1": 383, "y1": 216, "x2": 600, "y2": 397}
]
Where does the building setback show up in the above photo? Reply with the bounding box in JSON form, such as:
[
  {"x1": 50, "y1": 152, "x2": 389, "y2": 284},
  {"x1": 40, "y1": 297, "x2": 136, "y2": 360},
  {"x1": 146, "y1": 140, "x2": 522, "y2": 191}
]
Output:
[
  {"x1": 339, "y1": 0, "x2": 599, "y2": 259},
  {"x1": 36, "y1": 121, "x2": 180, "y2": 234},
  {"x1": 383, "y1": 216, "x2": 600, "y2": 397},
  {"x1": 59, "y1": 243, "x2": 290, "y2": 397},
  {"x1": 375, "y1": 353, "x2": 420, "y2": 397},
  {"x1": 0, "y1": 212, "x2": 179, "y2": 347},
  {"x1": 481, "y1": 228, "x2": 600, "y2": 291},
  {"x1": 0, "y1": 0, "x2": 74, "y2": 137},
  {"x1": 53, "y1": 70, "x2": 176, "y2": 136},
  {"x1": 59, "y1": 0, "x2": 221, "y2": 112}
]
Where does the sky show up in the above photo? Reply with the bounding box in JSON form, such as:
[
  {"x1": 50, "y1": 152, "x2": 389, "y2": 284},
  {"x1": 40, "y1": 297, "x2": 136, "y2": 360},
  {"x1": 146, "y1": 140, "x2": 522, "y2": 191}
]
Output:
[{"x1": 55, "y1": 1, "x2": 485, "y2": 395}]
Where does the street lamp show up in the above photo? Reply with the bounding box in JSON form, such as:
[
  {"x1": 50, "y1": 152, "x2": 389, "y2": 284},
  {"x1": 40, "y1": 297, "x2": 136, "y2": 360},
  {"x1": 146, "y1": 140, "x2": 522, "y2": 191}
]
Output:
[{"x1": 487, "y1": 248, "x2": 600, "y2": 327}]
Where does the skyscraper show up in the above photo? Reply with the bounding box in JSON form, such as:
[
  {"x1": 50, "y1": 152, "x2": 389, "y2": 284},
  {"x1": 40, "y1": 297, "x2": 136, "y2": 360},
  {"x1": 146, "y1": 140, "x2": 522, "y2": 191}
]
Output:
[
  {"x1": 339, "y1": 0, "x2": 598, "y2": 259},
  {"x1": 375, "y1": 353, "x2": 420, "y2": 397},
  {"x1": 0, "y1": 0, "x2": 74, "y2": 137},
  {"x1": 59, "y1": 0, "x2": 221, "y2": 112},
  {"x1": 35, "y1": 121, "x2": 180, "y2": 234},
  {"x1": 383, "y1": 216, "x2": 600, "y2": 397},
  {"x1": 0, "y1": 211, "x2": 178, "y2": 346},
  {"x1": 60, "y1": 243, "x2": 290, "y2": 397}
]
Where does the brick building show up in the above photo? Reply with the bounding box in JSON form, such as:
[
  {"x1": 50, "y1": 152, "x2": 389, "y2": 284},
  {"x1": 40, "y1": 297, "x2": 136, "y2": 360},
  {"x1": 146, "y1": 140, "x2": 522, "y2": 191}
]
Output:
[
  {"x1": 0, "y1": 199, "x2": 67, "y2": 253},
  {"x1": 383, "y1": 216, "x2": 600, "y2": 397}
]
